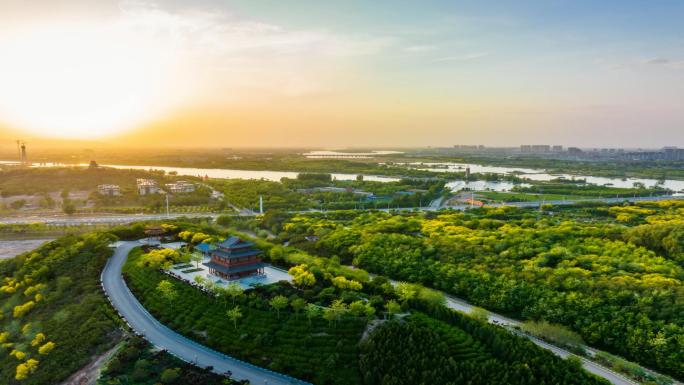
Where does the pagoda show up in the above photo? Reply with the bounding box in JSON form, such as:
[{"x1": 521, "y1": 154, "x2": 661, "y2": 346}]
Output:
[{"x1": 203, "y1": 236, "x2": 264, "y2": 280}]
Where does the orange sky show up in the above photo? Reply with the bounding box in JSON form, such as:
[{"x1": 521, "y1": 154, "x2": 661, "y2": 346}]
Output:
[{"x1": 0, "y1": 1, "x2": 683, "y2": 148}]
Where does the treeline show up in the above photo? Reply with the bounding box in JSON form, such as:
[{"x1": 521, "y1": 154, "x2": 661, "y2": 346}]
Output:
[
  {"x1": 512, "y1": 181, "x2": 669, "y2": 197},
  {"x1": 0, "y1": 167, "x2": 164, "y2": 197}
]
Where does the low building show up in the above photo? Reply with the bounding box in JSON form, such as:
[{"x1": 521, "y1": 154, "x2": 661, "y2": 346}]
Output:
[
  {"x1": 137, "y1": 179, "x2": 162, "y2": 195},
  {"x1": 97, "y1": 184, "x2": 121, "y2": 196},
  {"x1": 165, "y1": 180, "x2": 196, "y2": 194},
  {"x1": 203, "y1": 236, "x2": 265, "y2": 280}
]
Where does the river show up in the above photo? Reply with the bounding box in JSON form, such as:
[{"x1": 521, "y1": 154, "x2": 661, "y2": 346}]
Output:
[
  {"x1": 407, "y1": 162, "x2": 684, "y2": 192},
  {"x1": 4, "y1": 160, "x2": 684, "y2": 193}
]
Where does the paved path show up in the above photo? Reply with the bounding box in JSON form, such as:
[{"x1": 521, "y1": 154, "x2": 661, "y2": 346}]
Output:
[
  {"x1": 372, "y1": 275, "x2": 672, "y2": 385},
  {"x1": 442, "y1": 294, "x2": 641, "y2": 385},
  {"x1": 101, "y1": 241, "x2": 310, "y2": 385}
]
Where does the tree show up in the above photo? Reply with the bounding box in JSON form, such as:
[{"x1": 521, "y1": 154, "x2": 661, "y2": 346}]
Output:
[
  {"x1": 269, "y1": 245, "x2": 287, "y2": 263},
  {"x1": 349, "y1": 300, "x2": 375, "y2": 319},
  {"x1": 291, "y1": 297, "x2": 306, "y2": 318},
  {"x1": 269, "y1": 295, "x2": 289, "y2": 319},
  {"x1": 190, "y1": 253, "x2": 204, "y2": 268},
  {"x1": 156, "y1": 280, "x2": 178, "y2": 304},
  {"x1": 331, "y1": 276, "x2": 362, "y2": 291},
  {"x1": 226, "y1": 306, "x2": 243, "y2": 330},
  {"x1": 193, "y1": 275, "x2": 206, "y2": 286},
  {"x1": 191, "y1": 232, "x2": 211, "y2": 244},
  {"x1": 140, "y1": 249, "x2": 181, "y2": 269},
  {"x1": 289, "y1": 264, "x2": 316, "y2": 288},
  {"x1": 395, "y1": 282, "x2": 417, "y2": 302},
  {"x1": 132, "y1": 359, "x2": 151, "y2": 381},
  {"x1": 15, "y1": 358, "x2": 39, "y2": 380},
  {"x1": 160, "y1": 368, "x2": 181, "y2": 384},
  {"x1": 305, "y1": 303, "x2": 321, "y2": 325},
  {"x1": 323, "y1": 300, "x2": 347, "y2": 327},
  {"x1": 470, "y1": 307, "x2": 489, "y2": 322},
  {"x1": 224, "y1": 282, "x2": 244, "y2": 306},
  {"x1": 62, "y1": 201, "x2": 76, "y2": 215},
  {"x1": 385, "y1": 300, "x2": 401, "y2": 319},
  {"x1": 38, "y1": 341, "x2": 56, "y2": 355}
]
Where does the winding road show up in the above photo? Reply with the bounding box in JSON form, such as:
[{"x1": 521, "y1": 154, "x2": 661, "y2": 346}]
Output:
[
  {"x1": 373, "y1": 274, "x2": 677, "y2": 385},
  {"x1": 101, "y1": 241, "x2": 311, "y2": 385},
  {"x1": 442, "y1": 294, "x2": 641, "y2": 385}
]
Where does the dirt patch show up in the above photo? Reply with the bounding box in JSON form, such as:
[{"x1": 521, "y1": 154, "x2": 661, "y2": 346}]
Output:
[
  {"x1": 0, "y1": 239, "x2": 53, "y2": 259},
  {"x1": 59, "y1": 342, "x2": 123, "y2": 385}
]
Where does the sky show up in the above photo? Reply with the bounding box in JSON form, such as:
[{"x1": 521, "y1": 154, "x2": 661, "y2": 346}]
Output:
[{"x1": 0, "y1": 0, "x2": 683, "y2": 148}]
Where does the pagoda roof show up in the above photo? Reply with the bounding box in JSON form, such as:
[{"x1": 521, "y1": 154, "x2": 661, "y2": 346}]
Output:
[
  {"x1": 212, "y1": 248, "x2": 262, "y2": 259},
  {"x1": 203, "y1": 261, "x2": 265, "y2": 275},
  {"x1": 196, "y1": 243, "x2": 216, "y2": 253},
  {"x1": 217, "y1": 236, "x2": 255, "y2": 249}
]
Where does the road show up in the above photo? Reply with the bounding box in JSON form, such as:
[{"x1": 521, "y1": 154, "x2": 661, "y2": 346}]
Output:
[
  {"x1": 441, "y1": 294, "x2": 641, "y2": 385},
  {"x1": 101, "y1": 241, "x2": 310, "y2": 385},
  {"x1": 364, "y1": 273, "x2": 674, "y2": 385},
  {"x1": 3, "y1": 195, "x2": 683, "y2": 226}
]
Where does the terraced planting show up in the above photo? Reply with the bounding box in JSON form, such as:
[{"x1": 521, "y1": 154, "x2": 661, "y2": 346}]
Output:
[
  {"x1": 361, "y1": 307, "x2": 609, "y2": 385},
  {"x1": 123, "y1": 248, "x2": 365, "y2": 385}
]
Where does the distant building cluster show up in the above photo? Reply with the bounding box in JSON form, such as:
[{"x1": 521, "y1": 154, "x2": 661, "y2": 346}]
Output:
[
  {"x1": 520, "y1": 145, "x2": 563, "y2": 153},
  {"x1": 447, "y1": 144, "x2": 684, "y2": 162},
  {"x1": 97, "y1": 184, "x2": 121, "y2": 196},
  {"x1": 622, "y1": 147, "x2": 684, "y2": 161},
  {"x1": 165, "y1": 180, "x2": 196, "y2": 194},
  {"x1": 96, "y1": 179, "x2": 198, "y2": 197},
  {"x1": 137, "y1": 179, "x2": 162, "y2": 195},
  {"x1": 453, "y1": 145, "x2": 486, "y2": 151}
]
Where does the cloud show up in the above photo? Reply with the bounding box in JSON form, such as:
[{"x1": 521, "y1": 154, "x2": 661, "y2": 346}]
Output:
[
  {"x1": 115, "y1": 1, "x2": 394, "y2": 98},
  {"x1": 643, "y1": 57, "x2": 684, "y2": 69},
  {"x1": 432, "y1": 52, "x2": 489, "y2": 62}
]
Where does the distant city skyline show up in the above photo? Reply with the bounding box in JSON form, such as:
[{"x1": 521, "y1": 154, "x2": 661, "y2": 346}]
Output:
[{"x1": 0, "y1": 0, "x2": 683, "y2": 147}]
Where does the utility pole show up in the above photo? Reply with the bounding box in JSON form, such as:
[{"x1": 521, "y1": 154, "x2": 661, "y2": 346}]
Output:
[
  {"x1": 166, "y1": 194, "x2": 170, "y2": 217},
  {"x1": 259, "y1": 195, "x2": 263, "y2": 214}
]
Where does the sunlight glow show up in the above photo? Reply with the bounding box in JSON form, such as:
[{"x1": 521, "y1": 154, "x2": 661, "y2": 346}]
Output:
[{"x1": 0, "y1": 21, "x2": 183, "y2": 139}]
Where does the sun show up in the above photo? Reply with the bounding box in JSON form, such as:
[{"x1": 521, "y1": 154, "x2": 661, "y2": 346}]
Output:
[{"x1": 0, "y1": 22, "x2": 182, "y2": 139}]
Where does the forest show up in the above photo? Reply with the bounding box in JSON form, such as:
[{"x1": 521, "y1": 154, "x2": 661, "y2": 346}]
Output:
[
  {"x1": 121, "y1": 223, "x2": 607, "y2": 385},
  {"x1": 280, "y1": 200, "x2": 684, "y2": 380},
  {"x1": 210, "y1": 175, "x2": 446, "y2": 212},
  {"x1": 0, "y1": 211, "x2": 675, "y2": 384},
  {"x1": 0, "y1": 233, "x2": 120, "y2": 384}
]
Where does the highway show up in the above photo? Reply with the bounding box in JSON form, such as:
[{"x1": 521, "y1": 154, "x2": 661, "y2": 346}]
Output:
[{"x1": 101, "y1": 241, "x2": 310, "y2": 385}]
